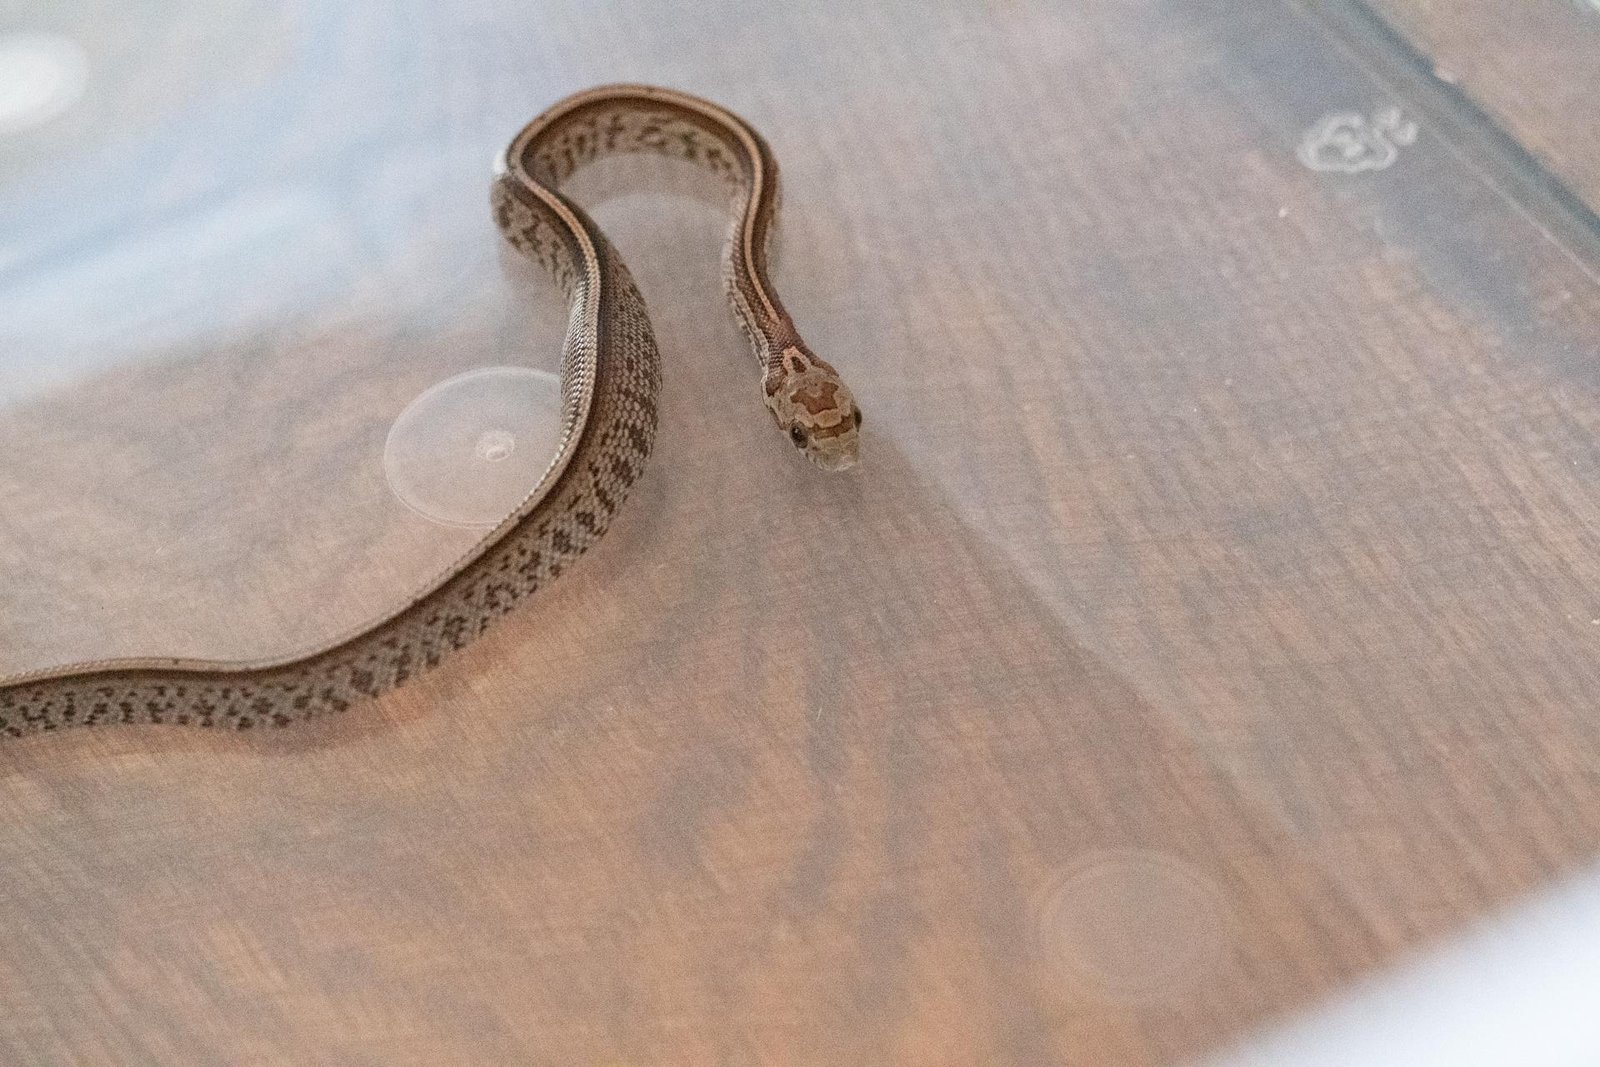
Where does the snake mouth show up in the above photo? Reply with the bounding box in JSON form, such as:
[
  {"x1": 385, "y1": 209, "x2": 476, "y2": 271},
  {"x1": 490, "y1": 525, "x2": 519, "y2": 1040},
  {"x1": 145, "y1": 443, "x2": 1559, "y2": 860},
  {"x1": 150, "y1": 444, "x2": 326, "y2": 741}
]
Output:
[{"x1": 811, "y1": 447, "x2": 859, "y2": 473}]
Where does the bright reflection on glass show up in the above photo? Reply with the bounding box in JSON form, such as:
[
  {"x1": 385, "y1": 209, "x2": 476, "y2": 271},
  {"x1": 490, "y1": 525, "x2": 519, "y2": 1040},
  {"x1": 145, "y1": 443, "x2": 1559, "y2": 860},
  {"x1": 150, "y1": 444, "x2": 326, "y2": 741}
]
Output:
[
  {"x1": 1201, "y1": 865, "x2": 1600, "y2": 1067},
  {"x1": 0, "y1": 191, "x2": 335, "y2": 408},
  {"x1": 0, "y1": 34, "x2": 87, "y2": 135}
]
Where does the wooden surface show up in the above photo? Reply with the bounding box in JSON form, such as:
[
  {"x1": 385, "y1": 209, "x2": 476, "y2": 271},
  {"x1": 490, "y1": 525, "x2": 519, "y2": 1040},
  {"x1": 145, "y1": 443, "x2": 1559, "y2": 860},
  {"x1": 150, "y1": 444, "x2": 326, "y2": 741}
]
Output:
[{"x1": 3, "y1": 0, "x2": 1600, "y2": 1063}]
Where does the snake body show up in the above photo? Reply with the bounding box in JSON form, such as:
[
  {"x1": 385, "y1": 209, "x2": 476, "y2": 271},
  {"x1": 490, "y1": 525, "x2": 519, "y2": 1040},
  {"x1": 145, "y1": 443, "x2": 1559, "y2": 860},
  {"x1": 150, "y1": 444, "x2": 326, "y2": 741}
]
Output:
[{"x1": 0, "y1": 85, "x2": 861, "y2": 738}]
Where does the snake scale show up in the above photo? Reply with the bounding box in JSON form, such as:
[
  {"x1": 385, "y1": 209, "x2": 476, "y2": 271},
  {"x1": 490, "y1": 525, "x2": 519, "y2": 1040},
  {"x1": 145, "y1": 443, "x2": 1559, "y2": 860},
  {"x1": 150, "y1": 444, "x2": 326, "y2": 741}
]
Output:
[{"x1": 0, "y1": 84, "x2": 861, "y2": 738}]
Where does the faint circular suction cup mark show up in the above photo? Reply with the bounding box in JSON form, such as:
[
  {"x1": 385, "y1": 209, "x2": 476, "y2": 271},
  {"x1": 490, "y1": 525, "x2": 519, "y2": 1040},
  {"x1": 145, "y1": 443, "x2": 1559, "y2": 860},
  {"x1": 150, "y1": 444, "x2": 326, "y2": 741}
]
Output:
[
  {"x1": 384, "y1": 367, "x2": 563, "y2": 528},
  {"x1": 0, "y1": 34, "x2": 88, "y2": 134},
  {"x1": 1033, "y1": 849, "x2": 1234, "y2": 1004}
]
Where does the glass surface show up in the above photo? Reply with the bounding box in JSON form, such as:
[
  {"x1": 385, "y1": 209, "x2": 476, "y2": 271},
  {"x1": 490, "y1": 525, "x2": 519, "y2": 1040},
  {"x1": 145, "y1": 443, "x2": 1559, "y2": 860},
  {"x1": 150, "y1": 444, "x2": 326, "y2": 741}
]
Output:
[
  {"x1": 3, "y1": 0, "x2": 1600, "y2": 1062},
  {"x1": 0, "y1": 1, "x2": 578, "y2": 670}
]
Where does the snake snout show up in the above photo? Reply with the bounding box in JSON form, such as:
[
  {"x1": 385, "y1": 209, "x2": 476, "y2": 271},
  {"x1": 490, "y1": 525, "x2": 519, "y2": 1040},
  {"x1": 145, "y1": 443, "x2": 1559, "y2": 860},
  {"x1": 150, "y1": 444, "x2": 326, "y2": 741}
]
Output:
[{"x1": 809, "y1": 439, "x2": 859, "y2": 473}]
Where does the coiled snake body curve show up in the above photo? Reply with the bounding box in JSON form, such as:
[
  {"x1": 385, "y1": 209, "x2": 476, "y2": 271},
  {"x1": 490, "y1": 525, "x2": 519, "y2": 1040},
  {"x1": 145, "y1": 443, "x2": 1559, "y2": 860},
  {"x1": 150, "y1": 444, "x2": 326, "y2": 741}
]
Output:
[{"x1": 0, "y1": 84, "x2": 862, "y2": 738}]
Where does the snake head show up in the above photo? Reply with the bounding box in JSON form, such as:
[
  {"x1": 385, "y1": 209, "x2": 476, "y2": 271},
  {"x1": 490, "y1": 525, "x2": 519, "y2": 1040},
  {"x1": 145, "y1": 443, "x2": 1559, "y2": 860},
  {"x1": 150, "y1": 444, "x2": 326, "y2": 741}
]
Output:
[{"x1": 764, "y1": 346, "x2": 861, "y2": 472}]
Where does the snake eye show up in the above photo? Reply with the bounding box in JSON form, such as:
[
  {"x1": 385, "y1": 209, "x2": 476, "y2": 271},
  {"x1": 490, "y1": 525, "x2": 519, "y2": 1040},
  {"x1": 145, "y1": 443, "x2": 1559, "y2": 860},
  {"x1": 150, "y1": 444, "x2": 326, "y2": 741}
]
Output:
[
  {"x1": 852, "y1": 409, "x2": 863, "y2": 428},
  {"x1": 789, "y1": 425, "x2": 808, "y2": 447}
]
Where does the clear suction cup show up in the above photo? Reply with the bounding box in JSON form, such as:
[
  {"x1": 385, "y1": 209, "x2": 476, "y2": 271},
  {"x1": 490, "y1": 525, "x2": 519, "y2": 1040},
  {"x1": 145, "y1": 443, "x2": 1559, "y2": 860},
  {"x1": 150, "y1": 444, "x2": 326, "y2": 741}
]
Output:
[{"x1": 383, "y1": 366, "x2": 563, "y2": 528}]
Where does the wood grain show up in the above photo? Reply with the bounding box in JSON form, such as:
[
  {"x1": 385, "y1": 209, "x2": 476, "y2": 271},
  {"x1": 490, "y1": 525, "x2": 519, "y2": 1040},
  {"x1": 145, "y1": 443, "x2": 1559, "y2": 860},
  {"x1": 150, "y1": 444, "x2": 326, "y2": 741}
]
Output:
[{"x1": 3, "y1": 0, "x2": 1600, "y2": 1063}]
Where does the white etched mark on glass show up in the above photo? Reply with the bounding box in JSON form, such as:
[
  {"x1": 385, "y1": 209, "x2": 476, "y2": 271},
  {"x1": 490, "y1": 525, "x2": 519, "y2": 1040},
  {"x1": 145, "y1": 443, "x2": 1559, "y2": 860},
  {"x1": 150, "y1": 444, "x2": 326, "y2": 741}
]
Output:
[{"x1": 1298, "y1": 108, "x2": 1418, "y2": 174}]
